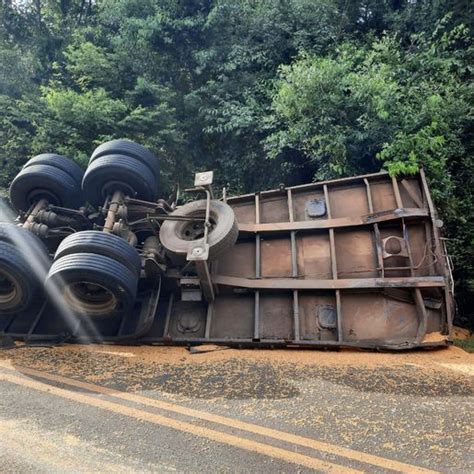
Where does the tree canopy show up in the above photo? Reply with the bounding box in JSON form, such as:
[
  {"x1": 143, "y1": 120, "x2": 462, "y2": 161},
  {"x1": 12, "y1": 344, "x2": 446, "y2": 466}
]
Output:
[{"x1": 0, "y1": 0, "x2": 472, "y2": 326}]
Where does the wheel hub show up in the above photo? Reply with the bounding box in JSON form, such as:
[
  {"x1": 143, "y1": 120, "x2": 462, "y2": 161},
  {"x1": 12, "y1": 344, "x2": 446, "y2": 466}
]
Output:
[
  {"x1": 180, "y1": 217, "x2": 216, "y2": 241},
  {"x1": 64, "y1": 281, "x2": 118, "y2": 316},
  {"x1": 0, "y1": 269, "x2": 18, "y2": 306}
]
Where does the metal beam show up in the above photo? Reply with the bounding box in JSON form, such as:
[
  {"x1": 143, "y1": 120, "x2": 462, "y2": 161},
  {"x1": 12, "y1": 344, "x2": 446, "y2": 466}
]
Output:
[
  {"x1": 237, "y1": 208, "x2": 429, "y2": 234},
  {"x1": 212, "y1": 275, "x2": 446, "y2": 290}
]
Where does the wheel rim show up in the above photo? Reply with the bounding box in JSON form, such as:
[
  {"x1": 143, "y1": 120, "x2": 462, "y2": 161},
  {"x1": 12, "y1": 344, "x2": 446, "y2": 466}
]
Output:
[
  {"x1": 178, "y1": 212, "x2": 216, "y2": 241},
  {"x1": 100, "y1": 180, "x2": 136, "y2": 200},
  {"x1": 0, "y1": 269, "x2": 19, "y2": 308},
  {"x1": 63, "y1": 281, "x2": 118, "y2": 316},
  {"x1": 26, "y1": 188, "x2": 60, "y2": 207}
]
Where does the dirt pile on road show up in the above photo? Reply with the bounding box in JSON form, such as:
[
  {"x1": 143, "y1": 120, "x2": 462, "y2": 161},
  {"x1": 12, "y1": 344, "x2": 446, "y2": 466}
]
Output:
[{"x1": 1, "y1": 344, "x2": 472, "y2": 399}]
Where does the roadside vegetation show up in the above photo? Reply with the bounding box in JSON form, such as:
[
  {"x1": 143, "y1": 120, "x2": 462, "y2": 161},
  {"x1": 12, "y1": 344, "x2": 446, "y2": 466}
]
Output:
[
  {"x1": 454, "y1": 338, "x2": 474, "y2": 353},
  {"x1": 0, "y1": 0, "x2": 472, "y2": 327}
]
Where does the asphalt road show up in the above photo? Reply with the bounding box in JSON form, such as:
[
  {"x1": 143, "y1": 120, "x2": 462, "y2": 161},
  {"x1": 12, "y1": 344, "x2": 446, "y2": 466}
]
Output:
[{"x1": 0, "y1": 344, "x2": 473, "y2": 473}]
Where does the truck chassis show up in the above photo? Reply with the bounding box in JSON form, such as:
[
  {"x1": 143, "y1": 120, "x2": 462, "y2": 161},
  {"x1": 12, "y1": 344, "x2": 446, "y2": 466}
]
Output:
[{"x1": 0, "y1": 142, "x2": 454, "y2": 350}]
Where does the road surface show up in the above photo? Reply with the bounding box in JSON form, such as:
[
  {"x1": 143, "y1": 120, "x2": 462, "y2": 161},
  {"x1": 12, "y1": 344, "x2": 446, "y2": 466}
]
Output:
[{"x1": 0, "y1": 344, "x2": 473, "y2": 472}]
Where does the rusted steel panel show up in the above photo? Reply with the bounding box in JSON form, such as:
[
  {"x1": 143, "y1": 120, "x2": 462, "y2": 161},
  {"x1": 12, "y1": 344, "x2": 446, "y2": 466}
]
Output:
[{"x1": 199, "y1": 170, "x2": 452, "y2": 348}]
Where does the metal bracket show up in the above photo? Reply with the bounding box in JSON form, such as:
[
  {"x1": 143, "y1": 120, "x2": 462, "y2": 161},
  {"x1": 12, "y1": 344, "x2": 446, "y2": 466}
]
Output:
[
  {"x1": 178, "y1": 171, "x2": 218, "y2": 302},
  {"x1": 186, "y1": 243, "x2": 214, "y2": 302},
  {"x1": 180, "y1": 277, "x2": 203, "y2": 301},
  {"x1": 382, "y1": 235, "x2": 409, "y2": 259},
  {"x1": 195, "y1": 260, "x2": 215, "y2": 302},
  {"x1": 306, "y1": 198, "x2": 327, "y2": 218},
  {"x1": 187, "y1": 242, "x2": 210, "y2": 261},
  {"x1": 194, "y1": 171, "x2": 214, "y2": 187}
]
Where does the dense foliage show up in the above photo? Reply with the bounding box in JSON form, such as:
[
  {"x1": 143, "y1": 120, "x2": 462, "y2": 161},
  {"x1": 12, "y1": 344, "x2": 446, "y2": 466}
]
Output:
[{"x1": 0, "y1": 0, "x2": 472, "y2": 326}]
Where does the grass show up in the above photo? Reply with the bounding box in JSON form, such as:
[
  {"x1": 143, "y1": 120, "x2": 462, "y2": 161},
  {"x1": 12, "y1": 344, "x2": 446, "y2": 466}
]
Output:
[{"x1": 454, "y1": 338, "x2": 474, "y2": 353}]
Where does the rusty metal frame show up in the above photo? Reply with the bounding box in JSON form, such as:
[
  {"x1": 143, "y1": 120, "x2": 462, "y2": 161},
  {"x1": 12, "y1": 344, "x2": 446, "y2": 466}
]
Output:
[{"x1": 155, "y1": 172, "x2": 452, "y2": 349}]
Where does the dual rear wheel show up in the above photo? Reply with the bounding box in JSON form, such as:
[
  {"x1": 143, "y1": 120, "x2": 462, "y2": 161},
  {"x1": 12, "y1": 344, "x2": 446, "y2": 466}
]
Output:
[
  {"x1": 5, "y1": 140, "x2": 157, "y2": 317},
  {"x1": 46, "y1": 231, "x2": 141, "y2": 318},
  {"x1": 9, "y1": 140, "x2": 160, "y2": 212},
  {"x1": 0, "y1": 229, "x2": 141, "y2": 318},
  {"x1": 0, "y1": 226, "x2": 141, "y2": 318},
  {"x1": 4, "y1": 140, "x2": 238, "y2": 320},
  {"x1": 82, "y1": 139, "x2": 159, "y2": 207},
  {"x1": 9, "y1": 154, "x2": 85, "y2": 213}
]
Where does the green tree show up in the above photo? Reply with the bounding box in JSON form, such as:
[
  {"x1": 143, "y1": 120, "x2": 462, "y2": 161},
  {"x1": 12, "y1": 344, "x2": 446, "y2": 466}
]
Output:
[
  {"x1": 267, "y1": 24, "x2": 473, "y2": 326},
  {"x1": 0, "y1": 0, "x2": 472, "y2": 326}
]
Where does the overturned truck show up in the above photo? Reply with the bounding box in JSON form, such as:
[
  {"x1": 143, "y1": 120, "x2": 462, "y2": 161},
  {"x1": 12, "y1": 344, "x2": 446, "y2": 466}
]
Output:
[{"x1": 0, "y1": 141, "x2": 454, "y2": 349}]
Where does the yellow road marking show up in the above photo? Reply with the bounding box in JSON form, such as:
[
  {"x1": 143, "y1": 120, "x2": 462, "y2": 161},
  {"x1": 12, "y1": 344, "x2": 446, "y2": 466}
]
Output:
[
  {"x1": 0, "y1": 372, "x2": 360, "y2": 473},
  {"x1": 0, "y1": 361, "x2": 437, "y2": 474}
]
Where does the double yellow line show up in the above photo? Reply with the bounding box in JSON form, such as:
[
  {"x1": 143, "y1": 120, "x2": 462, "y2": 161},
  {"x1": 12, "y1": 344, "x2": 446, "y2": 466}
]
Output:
[{"x1": 0, "y1": 361, "x2": 437, "y2": 473}]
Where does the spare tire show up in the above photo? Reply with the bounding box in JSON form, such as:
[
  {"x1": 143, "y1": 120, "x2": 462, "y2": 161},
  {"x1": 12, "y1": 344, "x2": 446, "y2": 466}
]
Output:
[
  {"x1": 46, "y1": 253, "x2": 138, "y2": 317},
  {"x1": 159, "y1": 200, "x2": 238, "y2": 260},
  {"x1": 23, "y1": 154, "x2": 84, "y2": 186},
  {"x1": 9, "y1": 164, "x2": 84, "y2": 212},
  {"x1": 55, "y1": 231, "x2": 141, "y2": 277},
  {"x1": 90, "y1": 139, "x2": 159, "y2": 181},
  {"x1": 82, "y1": 154, "x2": 158, "y2": 207}
]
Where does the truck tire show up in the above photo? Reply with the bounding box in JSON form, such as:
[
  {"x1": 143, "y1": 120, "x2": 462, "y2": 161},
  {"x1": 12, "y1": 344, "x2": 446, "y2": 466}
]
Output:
[
  {"x1": 90, "y1": 139, "x2": 160, "y2": 181},
  {"x1": 46, "y1": 253, "x2": 138, "y2": 317},
  {"x1": 23, "y1": 154, "x2": 84, "y2": 186},
  {"x1": 9, "y1": 164, "x2": 84, "y2": 212},
  {"x1": 0, "y1": 223, "x2": 50, "y2": 257},
  {"x1": 55, "y1": 231, "x2": 141, "y2": 277},
  {"x1": 82, "y1": 154, "x2": 158, "y2": 207},
  {"x1": 0, "y1": 242, "x2": 42, "y2": 312},
  {"x1": 159, "y1": 199, "x2": 238, "y2": 260}
]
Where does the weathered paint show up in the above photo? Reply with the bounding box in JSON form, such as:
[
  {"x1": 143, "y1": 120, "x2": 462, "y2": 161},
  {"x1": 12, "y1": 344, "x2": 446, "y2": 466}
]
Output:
[{"x1": 159, "y1": 170, "x2": 453, "y2": 349}]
